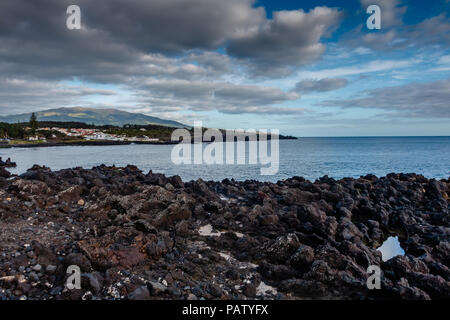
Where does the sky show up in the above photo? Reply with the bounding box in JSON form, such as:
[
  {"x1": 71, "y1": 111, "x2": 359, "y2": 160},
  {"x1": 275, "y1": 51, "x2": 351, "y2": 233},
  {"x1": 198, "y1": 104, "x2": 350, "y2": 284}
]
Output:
[{"x1": 0, "y1": 0, "x2": 449, "y2": 137}]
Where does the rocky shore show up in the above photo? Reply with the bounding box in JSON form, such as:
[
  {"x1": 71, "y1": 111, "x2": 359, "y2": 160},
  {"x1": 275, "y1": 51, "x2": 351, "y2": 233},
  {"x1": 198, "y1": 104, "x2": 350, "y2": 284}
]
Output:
[{"x1": 0, "y1": 165, "x2": 448, "y2": 300}]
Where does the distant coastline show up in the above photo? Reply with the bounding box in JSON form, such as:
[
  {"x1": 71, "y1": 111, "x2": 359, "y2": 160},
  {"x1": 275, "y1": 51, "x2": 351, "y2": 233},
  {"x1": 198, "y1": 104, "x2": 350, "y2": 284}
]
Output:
[
  {"x1": 0, "y1": 140, "x2": 179, "y2": 149},
  {"x1": 0, "y1": 114, "x2": 298, "y2": 149},
  {"x1": 0, "y1": 135, "x2": 297, "y2": 149}
]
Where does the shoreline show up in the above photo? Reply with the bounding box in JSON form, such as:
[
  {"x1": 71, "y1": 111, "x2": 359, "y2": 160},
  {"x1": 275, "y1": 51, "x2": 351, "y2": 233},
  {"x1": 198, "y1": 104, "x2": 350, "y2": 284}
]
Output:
[
  {"x1": 0, "y1": 136, "x2": 298, "y2": 149},
  {"x1": 0, "y1": 140, "x2": 179, "y2": 149},
  {"x1": 0, "y1": 164, "x2": 448, "y2": 300}
]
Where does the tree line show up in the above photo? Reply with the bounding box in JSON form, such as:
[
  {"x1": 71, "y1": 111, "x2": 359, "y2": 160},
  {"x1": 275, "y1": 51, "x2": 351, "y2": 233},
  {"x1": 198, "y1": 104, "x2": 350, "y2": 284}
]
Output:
[
  {"x1": 0, "y1": 112, "x2": 38, "y2": 139},
  {"x1": 0, "y1": 122, "x2": 26, "y2": 139}
]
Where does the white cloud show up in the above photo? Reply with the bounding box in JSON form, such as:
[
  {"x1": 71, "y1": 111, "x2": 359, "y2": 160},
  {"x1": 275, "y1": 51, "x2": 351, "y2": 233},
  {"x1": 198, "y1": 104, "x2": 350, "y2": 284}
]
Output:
[
  {"x1": 438, "y1": 55, "x2": 450, "y2": 65},
  {"x1": 297, "y1": 59, "x2": 419, "y2": 79},
  {"x1": 293, "y1": 78, "x2": 349, "y2": 93},
  {"x1": 320, "y1": 79, "x2": 450, "y2": 118}
]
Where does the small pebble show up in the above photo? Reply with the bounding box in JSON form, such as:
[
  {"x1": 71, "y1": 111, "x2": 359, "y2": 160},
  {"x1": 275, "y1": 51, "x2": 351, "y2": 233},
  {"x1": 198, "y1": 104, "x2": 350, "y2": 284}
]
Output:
[{"x1": 32, "y1": 264, "x2": 41, "y2": 272}]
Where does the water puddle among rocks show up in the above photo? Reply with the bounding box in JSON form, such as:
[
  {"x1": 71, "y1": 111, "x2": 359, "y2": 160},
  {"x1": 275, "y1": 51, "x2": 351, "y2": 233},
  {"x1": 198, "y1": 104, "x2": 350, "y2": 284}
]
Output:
[
  {"x1": 377, "y1": 236, "x2": 405, "y2": 262},
  {"x1": 198, "y1": 224, "x2": 222, "y2": 237},
  {"x1": 218, "y1": 251, "x2": 258, "y2": 270},
  {"x1": 198, "y1": 224, "x2": 245, "y2": 239},
  {"x1": 256, "y1": 282, "x2": 277, "y2": 296}
]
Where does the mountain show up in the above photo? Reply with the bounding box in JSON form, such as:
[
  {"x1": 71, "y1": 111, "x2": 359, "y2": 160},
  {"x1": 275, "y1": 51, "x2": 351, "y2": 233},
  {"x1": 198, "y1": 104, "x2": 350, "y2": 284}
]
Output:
[{"x1": 0, "y1": 107, "x2": 187, "y2": 128}]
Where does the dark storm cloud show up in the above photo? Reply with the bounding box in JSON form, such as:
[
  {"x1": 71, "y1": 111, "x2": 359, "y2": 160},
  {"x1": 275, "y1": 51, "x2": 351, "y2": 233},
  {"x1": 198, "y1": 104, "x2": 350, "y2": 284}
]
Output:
[
  {"x1": 0, "y1": 1, "x2": 343, "y2": 81},
  {"x1": 320, "y1": 79, "x2": 450, "y2": 118},
  {"x1": 0, "y1": 0, "x2": 265, "y2": 81},
  {"x1": 82, "y1": 0, "x2": 265, "y2": 53},
  {"x1": 293, "y1": 78, "x2": 349, "y2": 93},
  {"x1": 227, "y1": 7, "x2": 343, "y2": 76},
  {"x1": 0, "y1": 0, "x2": 137, "y2": 81}
]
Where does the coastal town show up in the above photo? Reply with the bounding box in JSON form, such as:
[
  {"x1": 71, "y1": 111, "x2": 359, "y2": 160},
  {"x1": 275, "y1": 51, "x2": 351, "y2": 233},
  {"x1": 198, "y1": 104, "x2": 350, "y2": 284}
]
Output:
[
  {"x1": 0, "y1": 112, "x2": 295, "y2": 147},
  {"x1": 0, "y1": 113, "x2": 179, "y2": 146},
  {"x1": 34, "y1": 127, "x2": 160, "y2": 142}
]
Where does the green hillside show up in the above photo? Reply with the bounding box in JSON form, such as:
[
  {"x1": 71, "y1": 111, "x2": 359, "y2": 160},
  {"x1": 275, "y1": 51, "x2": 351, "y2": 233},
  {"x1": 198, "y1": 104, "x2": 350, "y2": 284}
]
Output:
[{"x1": 0, "y1": 107, "x2": 187, "y2": 128}]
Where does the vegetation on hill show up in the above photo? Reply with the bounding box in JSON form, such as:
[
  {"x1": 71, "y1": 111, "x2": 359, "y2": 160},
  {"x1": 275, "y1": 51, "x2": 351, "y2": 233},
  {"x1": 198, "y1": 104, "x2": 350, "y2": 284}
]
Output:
[
  {"x1": 0, "y1": 122, "x2": 26, "y2": 139},
  {"x1": 0, "y1": 107, "x2": 187, "y2": 128},
  {"x1": 105, "y1": 124, "x2": 181, "y2": 141}
]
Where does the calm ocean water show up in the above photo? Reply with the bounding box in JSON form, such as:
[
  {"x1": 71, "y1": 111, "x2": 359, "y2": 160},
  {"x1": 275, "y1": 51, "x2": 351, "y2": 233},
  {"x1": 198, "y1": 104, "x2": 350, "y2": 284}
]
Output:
[{"x1": 1, "y1": 137, "x2": 449, "y2": 182}]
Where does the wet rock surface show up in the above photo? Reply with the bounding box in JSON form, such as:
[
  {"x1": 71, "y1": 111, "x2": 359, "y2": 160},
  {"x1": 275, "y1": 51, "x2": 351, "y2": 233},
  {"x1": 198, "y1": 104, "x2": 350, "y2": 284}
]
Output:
[
  {"x1": 0, "y1": 157, "x2": 16, "y2": 168},
  {"x1": 0, "y1": 165, "x2": 448, "y2": 300}
]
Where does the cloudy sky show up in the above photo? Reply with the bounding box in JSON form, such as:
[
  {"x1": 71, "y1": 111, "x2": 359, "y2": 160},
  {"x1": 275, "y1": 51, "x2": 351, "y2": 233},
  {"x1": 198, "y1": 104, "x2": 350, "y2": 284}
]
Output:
[{"x1": 0, "y1": 0, "x2": 449, "y2": 136}]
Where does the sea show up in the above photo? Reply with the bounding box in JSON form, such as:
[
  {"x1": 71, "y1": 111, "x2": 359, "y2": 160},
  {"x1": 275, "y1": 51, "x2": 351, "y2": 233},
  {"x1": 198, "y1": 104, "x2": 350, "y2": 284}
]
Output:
[{"x1": 2, "y1": 137, "x2": 449, "y2": 182}]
